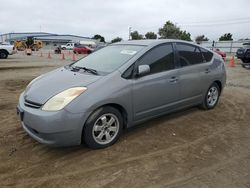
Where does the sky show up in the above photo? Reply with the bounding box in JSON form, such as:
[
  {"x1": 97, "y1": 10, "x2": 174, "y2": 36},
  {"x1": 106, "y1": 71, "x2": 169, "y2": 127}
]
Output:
[{"x1": 0, "y1": 0, "x2": 250, "y2": 41}]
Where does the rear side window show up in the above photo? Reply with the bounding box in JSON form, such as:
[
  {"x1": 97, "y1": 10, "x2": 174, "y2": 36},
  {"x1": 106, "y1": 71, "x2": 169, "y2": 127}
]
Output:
[
  {"x1": 176, "y1": 43, "x2": 203, "y2": 67},
  {"x1": 200, "y1": 47, "x2": 213, "y2": 62},
  {"x1": 136, "y1": 43, "x2": 175, "y2": 74}
]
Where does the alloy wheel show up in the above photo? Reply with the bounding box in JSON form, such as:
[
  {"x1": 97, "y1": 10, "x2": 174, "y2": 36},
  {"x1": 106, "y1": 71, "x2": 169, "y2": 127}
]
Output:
[
  {"x1": 207, "y1": 86, "x2": 219, "y2": 107},
  {"x1": 92, "y1": 113, "x2": 119, "y2": 145}
]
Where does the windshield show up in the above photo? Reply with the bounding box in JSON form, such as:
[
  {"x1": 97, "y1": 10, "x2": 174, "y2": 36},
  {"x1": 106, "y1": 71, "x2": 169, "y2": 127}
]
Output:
[{"x1": 72, "y1": 45, "x2": 144, "y2": 74}]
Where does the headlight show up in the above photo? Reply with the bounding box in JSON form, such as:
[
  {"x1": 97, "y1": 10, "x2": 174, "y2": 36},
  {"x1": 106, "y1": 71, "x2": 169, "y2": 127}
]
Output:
[{"x1": 42, "y1": 87, "x2": 87, "y2": 111}]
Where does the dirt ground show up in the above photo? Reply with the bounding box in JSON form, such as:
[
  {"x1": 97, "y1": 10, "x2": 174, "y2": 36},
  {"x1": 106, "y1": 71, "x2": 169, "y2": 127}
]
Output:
[{"x1": 0, "y1": 53, "x2": 250, "y2": 188}]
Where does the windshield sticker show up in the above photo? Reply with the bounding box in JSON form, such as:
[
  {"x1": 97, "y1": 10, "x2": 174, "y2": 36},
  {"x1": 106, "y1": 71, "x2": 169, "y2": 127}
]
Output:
[{"x1": 120, "y1": 50, "x2": 137, "y2": 55}]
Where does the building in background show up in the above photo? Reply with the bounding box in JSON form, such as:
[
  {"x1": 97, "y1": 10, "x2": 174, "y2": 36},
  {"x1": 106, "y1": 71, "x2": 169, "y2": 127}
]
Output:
[{"x1": 0, "y1": 32, "x2": 99, "y2": 49}]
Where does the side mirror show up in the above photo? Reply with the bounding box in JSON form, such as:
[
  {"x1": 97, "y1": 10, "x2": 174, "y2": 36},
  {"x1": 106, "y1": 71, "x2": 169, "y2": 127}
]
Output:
[{"x1": 137, "y1": 65, "x2": 150, "y2": 77}]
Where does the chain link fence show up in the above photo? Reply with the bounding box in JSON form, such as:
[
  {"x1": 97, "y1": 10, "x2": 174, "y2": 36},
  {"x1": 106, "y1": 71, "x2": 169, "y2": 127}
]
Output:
[{"x1": 199, "y1": 40, "x2": 250, "y2": 53}]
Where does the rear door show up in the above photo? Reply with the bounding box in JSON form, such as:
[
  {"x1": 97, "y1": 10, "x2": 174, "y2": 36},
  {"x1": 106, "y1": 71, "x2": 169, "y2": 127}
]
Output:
[
  {"x1": 132, "y1": 43, "x2": 180, "y2": 121},
  {"x1": 175, "y1": 43, "x2": 209, "y2": 106}
]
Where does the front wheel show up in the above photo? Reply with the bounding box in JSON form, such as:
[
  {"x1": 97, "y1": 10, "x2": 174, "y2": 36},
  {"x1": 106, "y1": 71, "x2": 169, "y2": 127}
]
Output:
[
  {"x1": 0, "y1": 51, "x2": 8, "y2": 59},
  {"x1": 83, "y1": 106, "x2": 123, "y2": 149},
  {"x1": 201, "y1": 83, "x2": 220, "y2": 110}
]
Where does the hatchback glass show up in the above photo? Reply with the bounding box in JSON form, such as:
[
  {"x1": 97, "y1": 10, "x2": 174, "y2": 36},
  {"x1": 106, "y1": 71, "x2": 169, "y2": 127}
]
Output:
[{"x1": 73, "y1": 45, "x2": 145, "y2": 74}]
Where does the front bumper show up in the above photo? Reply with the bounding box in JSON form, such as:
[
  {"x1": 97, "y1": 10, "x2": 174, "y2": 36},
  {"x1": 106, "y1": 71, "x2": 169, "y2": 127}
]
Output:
[
  {"x1": 17, "y1": 92, "x2": 86, "y2": 147},
  {"x1": 9, "y1": 50, "x2": 17, "y2": 55}
]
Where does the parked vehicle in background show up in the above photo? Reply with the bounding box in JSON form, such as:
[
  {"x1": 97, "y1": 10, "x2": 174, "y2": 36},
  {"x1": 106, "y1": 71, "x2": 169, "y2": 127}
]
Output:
[
  {"x1": 73, "y1": 45, "x2": 93, "y2": 54},
  {"x1": 80, "y1": 41, "x2": 97, "y2": 48},
  {"x1": 0, "y1": 42, "x2": 15, "y2": 59},
  {"x1": 17, "y1": 39, "x2": 226, "y2": 149},
  {"x1": 236, "y1": 43, "x2": 250, "y2": 63},
  {"x1": 61, "y1": 43, "x2": 75, "y2": 50},
  {"x1": 213, "y1": 48, "x2": 226, "y2": 61}
]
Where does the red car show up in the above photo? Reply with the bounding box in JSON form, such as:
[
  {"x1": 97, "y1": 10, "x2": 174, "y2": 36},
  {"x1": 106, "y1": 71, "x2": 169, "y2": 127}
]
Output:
[
  {"x1": 213, "y1": 48, "x2": 226, "y2": 61},
  {"x1": 73, "y1": 45, "x2": 93, "y2": 54}
]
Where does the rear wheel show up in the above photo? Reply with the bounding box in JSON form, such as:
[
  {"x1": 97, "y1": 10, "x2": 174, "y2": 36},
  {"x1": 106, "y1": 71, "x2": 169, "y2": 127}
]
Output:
[
  {"x1": 83, "y1": 106, "x2": 123, "y2": 149},
  {"x1": 201, "y1": 83, "x2": 220, "y2": 110},
  {"x1": 0, "y1": 50, "x2": 8, "y2": 59}
]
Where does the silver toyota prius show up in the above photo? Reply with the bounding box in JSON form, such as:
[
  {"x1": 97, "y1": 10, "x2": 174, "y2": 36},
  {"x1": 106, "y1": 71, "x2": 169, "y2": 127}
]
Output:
[{"x1": 17, "y1": 39, "x2": 226, "y2": 149}]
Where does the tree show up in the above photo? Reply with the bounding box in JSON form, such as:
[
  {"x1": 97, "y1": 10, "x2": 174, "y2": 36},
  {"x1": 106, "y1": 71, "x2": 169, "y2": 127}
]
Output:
[
  {"x1": 195, "y1": 35, "x2": 209, "y2": 44},
  {"x1": 130, "y1": 31, "x2": 143, "y2": 40},
  {"x1": 219, "y1": 33, "x2": 233, "y2": 41},
  {"x1": 179, "y1": 30, "x2": 192, "y2": 41},
  {"x1": 145, "y1": 32, "x2": 157, "y2": 39},
  {"x1": 92, "y1": 34, "x2": 105, "y2": 43},
  {"x1": 111, "y1": 37, "x2": 123, "y2": 43},
  {"x1": 158, "y1": 21, "x2": 191, "y2": 41}
]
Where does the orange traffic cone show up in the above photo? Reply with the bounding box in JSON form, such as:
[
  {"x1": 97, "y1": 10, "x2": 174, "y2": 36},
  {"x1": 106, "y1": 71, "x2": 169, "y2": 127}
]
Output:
[
  {"x1": 48, "y1": 51, "x2": 51, "y2": 59},
  {"x1": 61, "y1": 52, "x2": 65, "y2": 60},
  {"x1": 72, "y1": 53, "x2": 76, "y2": 61},
  {"x1": 229, "y1": 56, "x2": 235, "y2": 67}
]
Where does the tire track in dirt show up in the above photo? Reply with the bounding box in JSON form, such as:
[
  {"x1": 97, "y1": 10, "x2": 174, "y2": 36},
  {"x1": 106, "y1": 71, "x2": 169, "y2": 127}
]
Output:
[{"x1": 161, "y1": 150, "x2": 250, "y2": 188}]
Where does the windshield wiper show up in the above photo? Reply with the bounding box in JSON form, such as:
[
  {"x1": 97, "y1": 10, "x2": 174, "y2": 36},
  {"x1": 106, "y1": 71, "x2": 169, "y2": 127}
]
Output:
[{"x1": 71, "y1": 66, "x2": 99, "y2": 75}]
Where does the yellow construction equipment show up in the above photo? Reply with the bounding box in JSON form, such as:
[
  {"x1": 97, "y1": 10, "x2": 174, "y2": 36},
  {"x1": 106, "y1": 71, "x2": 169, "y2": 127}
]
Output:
[{"x1": 14, "y1": 37, "x2": 43, "y2": 52}]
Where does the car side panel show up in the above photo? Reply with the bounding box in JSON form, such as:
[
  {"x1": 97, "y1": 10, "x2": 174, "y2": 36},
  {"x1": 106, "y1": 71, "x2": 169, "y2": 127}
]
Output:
[{"x1": 132, "y1": 69, "x2": 180, "y2": 121}]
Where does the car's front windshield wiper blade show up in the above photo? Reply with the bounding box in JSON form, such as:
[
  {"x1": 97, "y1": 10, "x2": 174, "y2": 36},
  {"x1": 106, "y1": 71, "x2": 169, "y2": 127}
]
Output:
[
  {"x1": 71, "y1": 66, "x2": 99, "y2": 75},
  {"x1": 67, "y1": 65, "x2": 80, "y2": 72}
]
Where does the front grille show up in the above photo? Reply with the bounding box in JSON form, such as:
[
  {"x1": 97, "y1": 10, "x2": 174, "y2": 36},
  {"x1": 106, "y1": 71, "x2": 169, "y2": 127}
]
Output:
[{"x1": 24, "y1": 99, "x2": 42, "y2": 109}]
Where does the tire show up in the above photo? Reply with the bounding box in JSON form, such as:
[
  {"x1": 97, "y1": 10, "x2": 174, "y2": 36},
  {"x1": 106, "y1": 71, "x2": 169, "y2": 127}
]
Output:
[
  {"x1": 200, "y1": 82, "x2": 220, "y2": 110},
  {"x1": 83, "y1": 106, "x2": 123, "y2": 149},
  {"x1": 62, "y1": 47, "x2": 66, "y2": 50},
  {"x1": 0, "y1": 50, "x2": 8, "y2": 59}
]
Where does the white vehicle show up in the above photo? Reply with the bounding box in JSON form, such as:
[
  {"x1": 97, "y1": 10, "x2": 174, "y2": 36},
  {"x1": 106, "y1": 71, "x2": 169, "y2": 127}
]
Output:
[
  {"x1": 0, "y1": 42, "x2": 15, "y2": 59},
  {"x1": 79, "y1": 41, "x2": 97, "y2": 48},
  {"x1": 60, "y1": 43, "x2": 75, "y2": 50}
]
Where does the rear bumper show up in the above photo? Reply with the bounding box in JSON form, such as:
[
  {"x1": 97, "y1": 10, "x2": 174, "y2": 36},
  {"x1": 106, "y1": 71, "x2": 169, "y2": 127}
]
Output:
[{"x1": 17, "y1": 92, "x2": 86, "y2": 147}]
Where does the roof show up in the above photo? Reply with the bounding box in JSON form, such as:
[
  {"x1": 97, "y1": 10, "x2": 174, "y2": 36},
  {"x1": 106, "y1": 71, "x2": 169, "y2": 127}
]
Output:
[
  {"x1": 0, "y1": 32, "x2": 54, "y2": 36},
  {"x1": 0, "y1": 32, "x2": 91, "y2": 41},
  {"x1": 115, "y1": 39, "x2": 194, "y2": 46}
]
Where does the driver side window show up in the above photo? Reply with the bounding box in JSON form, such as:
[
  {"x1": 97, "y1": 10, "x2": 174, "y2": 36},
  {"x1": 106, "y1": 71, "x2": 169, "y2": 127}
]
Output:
[{"x1": 136, "y1": 43, "x2": 175, "y2": 75}]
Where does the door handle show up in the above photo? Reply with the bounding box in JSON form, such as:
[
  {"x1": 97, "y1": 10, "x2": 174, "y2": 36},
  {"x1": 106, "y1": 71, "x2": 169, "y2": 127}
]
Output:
[
  {"x1": 204, "y1": 69, "x2": 211, "y2": 74},
  {"x1": 168, "y1": 76, "x2": 178, "y2": 83}
]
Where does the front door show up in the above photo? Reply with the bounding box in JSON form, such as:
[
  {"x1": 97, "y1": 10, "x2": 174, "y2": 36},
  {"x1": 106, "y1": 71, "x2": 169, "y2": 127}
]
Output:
[{"x1": 132, "y1": 43, "x2": 180, "y2": 121}]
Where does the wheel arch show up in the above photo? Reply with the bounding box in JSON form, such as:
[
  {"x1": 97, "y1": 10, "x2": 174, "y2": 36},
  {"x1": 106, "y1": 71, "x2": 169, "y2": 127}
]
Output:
[
  {"x1": 213, "y1": 80, "x2": 222, "y2": 94},
  {"x1": 94, "y1": 103, "x2": 128, "y2": 129},
  {"x1": 0, "y1": 49, "x2": 9, "y2": 55}
]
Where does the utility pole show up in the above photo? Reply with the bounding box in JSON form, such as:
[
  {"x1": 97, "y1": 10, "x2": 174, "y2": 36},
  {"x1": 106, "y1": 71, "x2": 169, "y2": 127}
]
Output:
[{"x1": 128, "y1": 27, "x2": 132, "y2": 40}]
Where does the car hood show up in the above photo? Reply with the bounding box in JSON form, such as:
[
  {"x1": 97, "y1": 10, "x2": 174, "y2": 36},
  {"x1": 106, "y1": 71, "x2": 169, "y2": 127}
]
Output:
[{"x1": 24, "y1": 67, "x2": 101, "y2": 104}]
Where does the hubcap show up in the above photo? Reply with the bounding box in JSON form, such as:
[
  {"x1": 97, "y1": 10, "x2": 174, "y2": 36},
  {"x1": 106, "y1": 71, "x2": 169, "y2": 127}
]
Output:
[
  {"x1": 92, "y1": 113, "x2": 119, "y2": 145},
  {"x1": 207, "y1": 86, "x2": 218, "y2": 107},
  {"x1": 0, "y1": 52, "x2": 6, "y2": 58}
]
